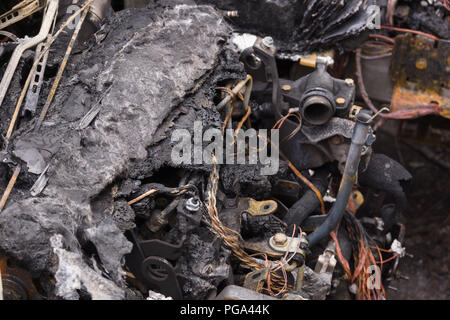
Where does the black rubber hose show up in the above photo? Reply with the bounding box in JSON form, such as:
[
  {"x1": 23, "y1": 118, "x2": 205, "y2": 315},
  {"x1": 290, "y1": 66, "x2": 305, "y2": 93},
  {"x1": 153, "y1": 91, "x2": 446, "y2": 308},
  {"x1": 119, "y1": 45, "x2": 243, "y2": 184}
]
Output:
[
  {"x1": 283, "y1": 166, "x2": 329, "y2": 226},
  {"x1": 307, "y1": 111, "x2": 372, "y2": 247}
]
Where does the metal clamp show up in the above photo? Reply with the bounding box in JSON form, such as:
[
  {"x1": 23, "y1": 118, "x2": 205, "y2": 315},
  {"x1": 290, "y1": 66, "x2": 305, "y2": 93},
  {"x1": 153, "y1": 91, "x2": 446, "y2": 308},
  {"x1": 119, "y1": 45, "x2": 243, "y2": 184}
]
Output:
[
  {"x1": 268, "y1": 232, "x2": 308, "y2": 258},
  {"x1": 244, "y1": 198, "x2": 277, "y2": 217}
]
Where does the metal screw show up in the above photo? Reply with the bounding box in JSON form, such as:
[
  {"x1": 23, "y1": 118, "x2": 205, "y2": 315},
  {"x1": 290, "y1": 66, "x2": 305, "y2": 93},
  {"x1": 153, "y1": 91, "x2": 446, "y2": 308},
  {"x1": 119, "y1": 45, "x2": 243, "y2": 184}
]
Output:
[
  {"x1": 185, "y1": 197, "x2": 200, "y2": 212},
  {"x1": 262, "y1": 36, "x2": 274, "y2": 48},
  {"x1": 273, "y1": 233, "x2": 287, "y2": 246}
]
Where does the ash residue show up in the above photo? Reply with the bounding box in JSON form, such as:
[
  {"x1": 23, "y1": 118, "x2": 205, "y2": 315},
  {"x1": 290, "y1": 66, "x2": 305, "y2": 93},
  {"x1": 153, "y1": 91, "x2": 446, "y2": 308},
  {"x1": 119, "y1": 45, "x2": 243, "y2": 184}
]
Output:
[{"x1": 0, "y1": 3, "x2": 232, "y2": 299}]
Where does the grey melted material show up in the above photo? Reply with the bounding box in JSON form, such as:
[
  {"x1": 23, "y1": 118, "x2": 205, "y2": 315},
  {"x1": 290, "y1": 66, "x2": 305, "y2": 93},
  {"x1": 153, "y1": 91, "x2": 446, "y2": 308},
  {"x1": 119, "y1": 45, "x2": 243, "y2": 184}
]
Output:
[{"x1": 0, "y1": 3, "x2": 230, "y2": 299}]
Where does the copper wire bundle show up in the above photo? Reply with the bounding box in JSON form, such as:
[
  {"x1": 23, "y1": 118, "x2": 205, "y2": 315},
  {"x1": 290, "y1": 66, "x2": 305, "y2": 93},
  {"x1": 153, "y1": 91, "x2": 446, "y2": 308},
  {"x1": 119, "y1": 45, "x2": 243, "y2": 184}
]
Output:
[{"x1": 205, "y1": 153, "x2": 293, "y2": 296}]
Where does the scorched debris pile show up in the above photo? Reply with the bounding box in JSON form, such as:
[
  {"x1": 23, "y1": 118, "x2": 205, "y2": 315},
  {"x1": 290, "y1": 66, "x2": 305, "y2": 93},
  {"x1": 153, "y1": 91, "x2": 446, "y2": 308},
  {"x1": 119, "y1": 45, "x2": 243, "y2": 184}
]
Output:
[{"x1": 0, "y1": 0, "x2": 448, "y2": 300}]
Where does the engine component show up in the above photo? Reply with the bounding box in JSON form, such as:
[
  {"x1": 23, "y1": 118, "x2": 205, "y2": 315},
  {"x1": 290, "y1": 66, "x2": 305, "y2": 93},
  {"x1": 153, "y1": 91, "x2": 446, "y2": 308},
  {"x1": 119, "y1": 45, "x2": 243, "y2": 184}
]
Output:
[
  {"x1": 390, "y1": 34, "x2": 450, "y2": 118},
  {"x1": 198, "y1": 0, "x2": 378, "y2": 52},
  {"x1": 125, "y1": 230, "x2": 184, "y2": 299},
  {"x1": 282, "y1": 60, "x2": 355, "y2": 125},
  {"x1": 307, "y1": 110, "x2": 373, "y2": 247},
  {"x1": 23, "y1": 42, "x2": 51, "y2": 116},
  {"x1": 0, "y1": 0, "x2": 439, "y2": 302},
  {"x1": 0, "y1": 255, "x2": 41, "y2": 300},
  {"x1": 241, "y1": 36, "x2": 369, "y2": 172}
]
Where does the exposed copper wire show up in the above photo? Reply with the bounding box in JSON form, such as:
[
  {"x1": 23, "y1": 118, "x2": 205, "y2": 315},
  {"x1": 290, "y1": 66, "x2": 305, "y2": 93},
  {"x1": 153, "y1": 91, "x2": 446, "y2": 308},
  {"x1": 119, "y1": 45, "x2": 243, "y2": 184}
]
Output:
[
  {"x1": 206, "y1": 153, "x2": 290, "y2": 295},
  {"x1": 217, "y1": 86, "x2": 236, "y2": 131},
  {"x1": 369, "y1": 34, "x2": 395, "y2": 44},
  {"x1": 380, "y1": 25, "x2": 440, "y2": 42},
  {"x1": 0, "y1": 165, "x2": 21, "y2": 213}
]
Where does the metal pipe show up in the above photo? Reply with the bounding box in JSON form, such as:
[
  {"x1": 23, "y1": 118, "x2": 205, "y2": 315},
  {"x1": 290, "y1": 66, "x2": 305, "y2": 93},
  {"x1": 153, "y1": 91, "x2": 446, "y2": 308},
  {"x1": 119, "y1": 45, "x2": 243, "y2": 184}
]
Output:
[
  {"x1": 307, "y1": 111, "x2": 372, "y2": 247},
  {"x1": 0, "y1": 0, "x2": 59, "y2": 109}
]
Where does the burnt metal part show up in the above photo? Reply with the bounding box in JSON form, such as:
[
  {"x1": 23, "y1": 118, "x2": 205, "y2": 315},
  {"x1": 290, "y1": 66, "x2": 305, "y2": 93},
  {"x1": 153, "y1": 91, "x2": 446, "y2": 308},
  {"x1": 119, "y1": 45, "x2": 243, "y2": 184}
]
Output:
[
  {"x1": 243, "y1": 267, "x2": 270, "y2": 292},
  {"x1": 197, "y1": 0, "x2": 374, "y2": 53},
  {"x1": 0, "y1": 0, "x2": 45, "y2": 31},
  {"x1": 23, "y1": 42, "x2": 50, "y2": 116},
  {"x1": 0, "y1": 0, "x2": 428, "y2": 302},
  {"x1": 0, "y1": 0, "x2": 58, "y2": 111},
  {"x1": 406, "y1": 3, "x2": 450, "y2": 40},
  {"x1": 390, "y1": 34, "x2": 449, "y2": 114},
  {"x1": 307, "y1": 110, "x2": 373, "y2": 247},
  {"x1": 241, "y1": 37, "x2": 365, "y2": 171},
  {"x1": 125, "y1": 230, "x2": 184, "y2": 299}
]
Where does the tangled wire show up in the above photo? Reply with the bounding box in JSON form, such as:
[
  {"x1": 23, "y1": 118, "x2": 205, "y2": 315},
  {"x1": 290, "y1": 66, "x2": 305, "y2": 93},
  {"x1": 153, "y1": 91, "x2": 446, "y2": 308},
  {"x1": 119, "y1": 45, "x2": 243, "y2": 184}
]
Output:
[{"x1": 205, "y1": 153, "x2": 300, "y2": 296}]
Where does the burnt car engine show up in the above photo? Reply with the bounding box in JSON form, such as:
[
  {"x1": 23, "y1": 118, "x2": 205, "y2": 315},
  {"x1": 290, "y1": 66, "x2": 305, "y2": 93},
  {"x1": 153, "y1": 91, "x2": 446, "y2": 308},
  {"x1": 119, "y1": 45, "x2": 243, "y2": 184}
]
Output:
[{"x1": 0, "y1": 0, "x2": 448, "y2": 302}]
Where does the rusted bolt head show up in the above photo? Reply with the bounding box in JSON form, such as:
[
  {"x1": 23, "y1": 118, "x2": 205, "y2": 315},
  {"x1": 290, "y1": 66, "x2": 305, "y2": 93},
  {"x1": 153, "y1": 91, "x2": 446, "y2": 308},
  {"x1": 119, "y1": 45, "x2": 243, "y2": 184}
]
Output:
[
  {"x1": 336, "y1": 97, "x2": 346, "y2": 105},
  {"x1": 282, "y1": 84, "x2": 291, "y2": 92},
  {"x1": 344, "y1": 78, "x2": 354, "y2": 86},
  {"x1": 273, "y1": 233, "x2": 287, "y2": 246}
]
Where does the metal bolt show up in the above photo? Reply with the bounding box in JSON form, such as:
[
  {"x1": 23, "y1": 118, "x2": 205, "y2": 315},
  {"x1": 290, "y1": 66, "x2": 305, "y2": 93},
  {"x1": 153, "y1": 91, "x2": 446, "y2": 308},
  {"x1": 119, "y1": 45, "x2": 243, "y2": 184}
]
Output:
[
  {"x1": 262, "y1": 36, "x2": 274, "y2": 48},
  {"x1": 336, "y1": 97, "x2": 346, "y2": 105},
  {"x1": 185, "y1": 197, "x2": 200, "y2": 212},
  {"x1": 281, "y1": 84, "x2": 291, "y2": 92},
  {"x1": 344, "y1": 78, "x2": 354, "y2": 86},
  {"x1": 273, "y1": 233, "x2": 287, "y2": 246}
]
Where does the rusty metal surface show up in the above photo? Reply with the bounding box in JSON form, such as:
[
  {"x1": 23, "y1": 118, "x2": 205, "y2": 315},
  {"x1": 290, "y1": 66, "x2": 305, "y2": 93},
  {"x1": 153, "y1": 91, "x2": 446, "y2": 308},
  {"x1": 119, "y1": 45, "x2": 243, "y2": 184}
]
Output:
[
  {"x1": 390, "y1": 34, "x2": 450, "y2": 116},
  {"x1": 0, "y1": 255, "x2": 40, "y2": 300}
]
